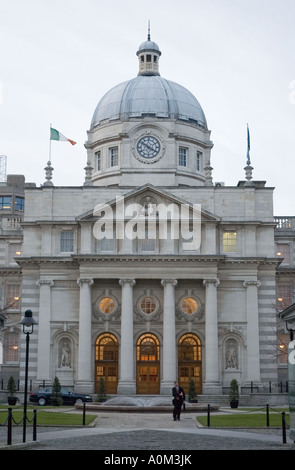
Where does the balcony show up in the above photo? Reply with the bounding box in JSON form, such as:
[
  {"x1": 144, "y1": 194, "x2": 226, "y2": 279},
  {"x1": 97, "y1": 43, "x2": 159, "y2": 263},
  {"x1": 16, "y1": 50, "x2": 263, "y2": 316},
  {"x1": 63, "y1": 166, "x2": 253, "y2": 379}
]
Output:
[
  {"x1": 274, "y1": 217, "x2": 295, "y2": 230},
  {"x1": 0, "y1": 217, "x2": 23, "y2": 234}
]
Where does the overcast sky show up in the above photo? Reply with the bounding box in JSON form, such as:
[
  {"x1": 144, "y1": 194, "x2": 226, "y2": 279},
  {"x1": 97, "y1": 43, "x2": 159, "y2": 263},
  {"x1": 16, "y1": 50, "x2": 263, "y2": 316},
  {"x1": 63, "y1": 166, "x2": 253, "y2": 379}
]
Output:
[{"x1": 0, "y1": 0, "x2": 294, "y2": 215}]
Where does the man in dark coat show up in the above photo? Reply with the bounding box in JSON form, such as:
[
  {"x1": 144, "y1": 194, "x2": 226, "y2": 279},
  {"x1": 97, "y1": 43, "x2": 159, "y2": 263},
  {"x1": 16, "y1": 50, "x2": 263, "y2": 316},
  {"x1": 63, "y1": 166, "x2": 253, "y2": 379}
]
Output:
[{"x1": 172, "y1": 380, "x2": 185, "y2": 421}]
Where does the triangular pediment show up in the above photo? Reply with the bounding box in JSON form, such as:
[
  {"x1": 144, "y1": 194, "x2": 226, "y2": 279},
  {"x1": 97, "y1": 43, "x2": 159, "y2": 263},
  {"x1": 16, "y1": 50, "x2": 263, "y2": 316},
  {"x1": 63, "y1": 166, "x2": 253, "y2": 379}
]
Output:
[{"x1": 76, "y1": 184, "x2": 221, "y2": 223}]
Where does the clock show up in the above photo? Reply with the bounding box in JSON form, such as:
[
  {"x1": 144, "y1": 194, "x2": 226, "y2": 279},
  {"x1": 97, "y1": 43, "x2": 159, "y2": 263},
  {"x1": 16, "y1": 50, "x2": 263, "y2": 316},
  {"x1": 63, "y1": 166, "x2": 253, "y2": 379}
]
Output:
[{"x1": 137, "y1": 135, "x2": 161, "y2": 159}]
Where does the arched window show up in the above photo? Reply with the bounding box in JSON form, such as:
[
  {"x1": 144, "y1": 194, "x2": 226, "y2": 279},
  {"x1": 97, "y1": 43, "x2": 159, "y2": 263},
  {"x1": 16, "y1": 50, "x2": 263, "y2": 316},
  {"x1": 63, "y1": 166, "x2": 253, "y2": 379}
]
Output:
[
  {"x1": 178, "y1": 333, "x2": 202, "y2": 394},
  {"x1": 95, "y1": 333, "x2": 118, "y2": 394},
  {"x1": 179, "y1": 334, "x2": 201, "y2": 361},
  {"x1": 95, "y1": 333, "x2": 118, "y2": 361},
  {"x1": 136, "y1": 333, "x2": 160, "y2": 394},
  {"x1": 137, "y1": 334, "x2": 159, "y2": 361}
]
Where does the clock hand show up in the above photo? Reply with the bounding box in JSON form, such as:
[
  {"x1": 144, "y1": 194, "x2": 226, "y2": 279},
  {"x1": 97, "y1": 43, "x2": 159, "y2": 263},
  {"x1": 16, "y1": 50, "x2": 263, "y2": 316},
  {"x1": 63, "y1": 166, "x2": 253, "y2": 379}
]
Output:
[{"x1": 143, "y1": 143, "x2": 156, "y2": 152}]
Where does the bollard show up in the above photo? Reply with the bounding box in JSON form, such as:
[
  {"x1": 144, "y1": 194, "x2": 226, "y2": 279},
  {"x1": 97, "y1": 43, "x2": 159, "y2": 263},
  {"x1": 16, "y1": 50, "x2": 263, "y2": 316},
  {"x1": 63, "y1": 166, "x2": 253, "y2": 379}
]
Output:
[
  {"x1": 33, "y1": 409, "x2": 37, "y2": 441},
  {"x1": 83, "y1": 402, "x2": 86, "y2": 426},
  {"x1": 282, "y1": 412, "x2": 287, "y2": 444},
  {"x1": 207, "y1": 404, "x2": 210, "y2": 427},
  {"x1": 7, "y1": 407, "x2": 12, "y2": 445},
  {"x1": 266, "y1": 404, "x2": 269, "y2": 427}
]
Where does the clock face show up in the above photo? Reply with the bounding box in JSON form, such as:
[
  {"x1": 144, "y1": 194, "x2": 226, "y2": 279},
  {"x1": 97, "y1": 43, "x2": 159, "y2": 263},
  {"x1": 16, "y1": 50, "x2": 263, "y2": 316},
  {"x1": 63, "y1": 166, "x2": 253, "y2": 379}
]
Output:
[{"x1": 137, "y1": 136, "x2": 161, "y2": 159}]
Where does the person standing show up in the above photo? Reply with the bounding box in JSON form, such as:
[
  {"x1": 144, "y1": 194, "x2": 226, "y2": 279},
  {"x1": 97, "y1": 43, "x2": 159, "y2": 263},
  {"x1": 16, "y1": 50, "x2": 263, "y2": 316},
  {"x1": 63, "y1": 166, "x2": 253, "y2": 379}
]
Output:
[{"x1": 172, "y1": 380, "x2": 185, "y2": 421}]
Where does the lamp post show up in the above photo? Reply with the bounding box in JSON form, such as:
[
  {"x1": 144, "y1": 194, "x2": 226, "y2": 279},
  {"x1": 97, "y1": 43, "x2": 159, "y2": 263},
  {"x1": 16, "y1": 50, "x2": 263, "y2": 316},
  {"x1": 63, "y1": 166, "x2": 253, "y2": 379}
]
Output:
[{"x1": 21, "y1": 309, "x2": 37, "y2": 443}]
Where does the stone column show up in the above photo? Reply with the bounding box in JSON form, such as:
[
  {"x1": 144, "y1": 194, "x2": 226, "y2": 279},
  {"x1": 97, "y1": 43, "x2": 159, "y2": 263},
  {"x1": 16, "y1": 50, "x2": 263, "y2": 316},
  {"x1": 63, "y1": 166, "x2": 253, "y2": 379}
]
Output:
[
  {"x1": 76, "y1": 278, "x2": 94, "y2": 393},
  {"x1": 203, "y1": 278, "x2": 222, "y2": 394},
  {"x1": 36, "y1": 280, "x2": 54, "y2": 382},
  {"x1": 243, "y1": 280, "x2": 261, "y2": 383},
  {"x1": 161, "y1": 279, "x2": 177, "y2": 394},
  {"x1": 118, "y1": 279, "x2": 136, "y2": 395}
]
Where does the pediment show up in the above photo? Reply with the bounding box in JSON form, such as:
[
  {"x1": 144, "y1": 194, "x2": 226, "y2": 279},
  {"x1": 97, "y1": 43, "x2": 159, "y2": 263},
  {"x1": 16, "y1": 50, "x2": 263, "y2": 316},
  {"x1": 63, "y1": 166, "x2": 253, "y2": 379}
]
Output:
[{"x1": 76, "y1": 184, "x2": 221, "y2": 223}]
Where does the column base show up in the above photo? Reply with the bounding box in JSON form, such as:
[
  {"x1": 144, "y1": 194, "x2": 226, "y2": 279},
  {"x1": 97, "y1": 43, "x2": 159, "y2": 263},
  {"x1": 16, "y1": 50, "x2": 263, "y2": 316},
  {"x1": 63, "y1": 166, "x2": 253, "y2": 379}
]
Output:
[
  {"x1": 117, "y1": 380, "x2": 136, "y2": 395},
  {"x1": 75, "y1": 381, "x2": 94, "y2": 394},
  {"x1": 202, "y1": 382, "x2": 222, "y2": 395},
  {"x1": 160, "y1": 381, "x2": 174, "y2": 395}
]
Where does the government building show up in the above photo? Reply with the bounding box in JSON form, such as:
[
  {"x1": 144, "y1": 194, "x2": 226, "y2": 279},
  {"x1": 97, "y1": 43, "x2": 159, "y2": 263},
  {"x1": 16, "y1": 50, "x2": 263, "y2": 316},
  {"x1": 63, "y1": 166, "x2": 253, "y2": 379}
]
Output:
[{"x1": 0, "y1": 32, "x2": 294, "y2": 400}]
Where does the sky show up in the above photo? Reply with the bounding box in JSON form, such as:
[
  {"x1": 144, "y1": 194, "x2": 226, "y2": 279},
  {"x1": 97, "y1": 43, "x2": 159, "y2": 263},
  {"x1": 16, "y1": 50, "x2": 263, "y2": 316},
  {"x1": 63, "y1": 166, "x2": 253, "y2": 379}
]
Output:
[{"x1": 0, "y1": 0, "x2": 294, "y2": 215}]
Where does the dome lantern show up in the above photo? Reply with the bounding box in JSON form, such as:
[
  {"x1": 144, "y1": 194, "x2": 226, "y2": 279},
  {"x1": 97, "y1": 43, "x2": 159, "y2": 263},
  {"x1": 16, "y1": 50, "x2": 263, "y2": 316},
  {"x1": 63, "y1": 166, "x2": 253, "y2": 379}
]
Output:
[{"x1": 136, "y1": 22, "x2": 161, "y2": 76}]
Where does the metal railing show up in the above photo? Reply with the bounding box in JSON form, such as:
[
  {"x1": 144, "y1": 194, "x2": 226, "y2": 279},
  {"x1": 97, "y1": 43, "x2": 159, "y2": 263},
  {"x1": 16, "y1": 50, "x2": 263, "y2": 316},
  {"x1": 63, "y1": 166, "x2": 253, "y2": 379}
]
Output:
[{"x1": 274, "y1": 216, "x2": 295, "y2": 230}]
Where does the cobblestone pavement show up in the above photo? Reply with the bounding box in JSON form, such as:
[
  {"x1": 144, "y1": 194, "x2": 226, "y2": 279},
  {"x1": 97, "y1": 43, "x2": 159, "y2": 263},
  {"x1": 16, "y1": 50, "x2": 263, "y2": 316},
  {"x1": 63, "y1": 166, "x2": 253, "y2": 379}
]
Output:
[{"x1": 0, "y1": 411, "x2": 294, "y2": 452}]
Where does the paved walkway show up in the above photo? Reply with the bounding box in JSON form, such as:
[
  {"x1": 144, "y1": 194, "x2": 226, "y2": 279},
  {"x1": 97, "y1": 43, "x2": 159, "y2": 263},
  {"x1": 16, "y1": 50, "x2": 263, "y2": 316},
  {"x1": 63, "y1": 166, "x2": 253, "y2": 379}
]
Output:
[{"x1": 0, "y1": 409, "x2": 294, "y2": 451}]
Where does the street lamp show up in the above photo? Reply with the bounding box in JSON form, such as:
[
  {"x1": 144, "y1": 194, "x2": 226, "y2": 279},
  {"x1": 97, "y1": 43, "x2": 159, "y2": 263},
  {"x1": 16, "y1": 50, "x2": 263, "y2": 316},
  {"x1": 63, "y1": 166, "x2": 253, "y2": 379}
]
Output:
[{"x1": 21, "y1": 309, "x2": 37, "y2": 443}]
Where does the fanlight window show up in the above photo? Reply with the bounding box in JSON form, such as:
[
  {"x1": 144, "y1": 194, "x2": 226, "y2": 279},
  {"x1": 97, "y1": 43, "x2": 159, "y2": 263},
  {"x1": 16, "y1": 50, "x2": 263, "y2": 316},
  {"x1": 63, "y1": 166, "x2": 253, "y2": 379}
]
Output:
[
  {"x1": 178, "y1": 334, "x2": 201, "y2": 361},
  {"x1": 137, "y1": 334, "x2": 159, "y2": 361},
  {"x1": 95, "y1": 333, "x2": 118, "y2": 361}
]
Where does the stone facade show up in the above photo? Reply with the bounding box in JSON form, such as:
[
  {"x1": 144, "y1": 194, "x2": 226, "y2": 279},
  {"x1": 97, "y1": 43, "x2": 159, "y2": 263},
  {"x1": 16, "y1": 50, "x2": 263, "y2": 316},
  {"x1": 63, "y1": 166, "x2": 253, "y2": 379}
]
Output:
[{"x1": 0, "y1": 34, "x2": 293, "y2": 398}]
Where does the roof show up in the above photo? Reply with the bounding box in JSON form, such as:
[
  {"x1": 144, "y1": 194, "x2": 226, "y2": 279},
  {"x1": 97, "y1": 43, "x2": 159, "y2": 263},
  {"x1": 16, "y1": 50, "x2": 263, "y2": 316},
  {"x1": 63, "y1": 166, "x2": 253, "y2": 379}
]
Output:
[
  {"x1": 279, "y1": 302, "x2": 295, "y2": 324},
  {"x1": 90, "y1": 75, "x2": 207, "y2": 129}
]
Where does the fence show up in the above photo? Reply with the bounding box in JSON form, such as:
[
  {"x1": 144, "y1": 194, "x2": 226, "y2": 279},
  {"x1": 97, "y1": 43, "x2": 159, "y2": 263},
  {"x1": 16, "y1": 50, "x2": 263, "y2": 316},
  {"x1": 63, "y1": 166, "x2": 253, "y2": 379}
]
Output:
[
  {"x1": 0, "y1": 403, "x2": 89, "y2": 446},
  {"x1": 0, "y1": 406, "x2": 37, "y2": 445},
  {"x1": 0, "y1": 379, "x2": 51, "y2": 391},
  {"x1": 205, "y1": 403, "x2": 289, "y2": 444}
]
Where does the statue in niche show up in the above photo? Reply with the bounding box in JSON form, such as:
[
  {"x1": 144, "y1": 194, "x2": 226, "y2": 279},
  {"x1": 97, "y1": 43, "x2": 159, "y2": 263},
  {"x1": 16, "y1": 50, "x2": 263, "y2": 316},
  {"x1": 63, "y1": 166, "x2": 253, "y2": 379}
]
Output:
[
  {"x1": 59, "y1": 341, "x2": 71, "y2": 368},
  {"x1": 225, "y1": 341, "x2": 238, "y2": 369}
]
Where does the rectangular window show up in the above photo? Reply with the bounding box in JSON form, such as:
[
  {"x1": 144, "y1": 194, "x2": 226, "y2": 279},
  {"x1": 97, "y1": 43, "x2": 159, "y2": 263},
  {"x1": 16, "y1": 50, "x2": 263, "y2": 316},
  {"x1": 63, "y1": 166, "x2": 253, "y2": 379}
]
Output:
[
  {"x1": 95, "y1": 151, "x2": 101, "y2": 171},
  {"x1": 140, "y1": 227, "x2": 156, "y2": 253},
  {"x1": 276, "y1": 244, "x2": 290, "y2": 265},
  {"x1": 100, "y1": 237, "x2": 115, "y2": 252},
  {"x1": 179, "y1": 147, "x2": 187, "y2": 167},
  {"x1": 5, "y1": 333, "x2": 19, "y2": 363},
  {"x1": 0, "y1": 196, "x2": 11, "y2": 210},
  {"x1": 109, "y1": 147, "x2": 118, "y2": 167},
  {"x1": 196, "y1": 151, "x2": 202, "y2": 171},
  {"x1": 6, "y1": 284, "x2": 20, "y2": 309},
  {"x1": 60, "y1": 231, "x2": 74, "y2": 252},
  {"x1": 223, "y1": 231, "x2": 237, "y2": 252},
  {"x1": 8, "y1": 243, "x2": 22, "y2": 264},
  {"x1": 15, "y1": 196, "x2": 24, "y2": 212},
  {"x1": 277, "y1": 285, "x2": 293, "y2": 309},
  {"x1": 278, "y1": 332, "x2": 289, "y2": 365},
  {"x1": 146, "y1": 54, "x2": 151, "y2": 62}
]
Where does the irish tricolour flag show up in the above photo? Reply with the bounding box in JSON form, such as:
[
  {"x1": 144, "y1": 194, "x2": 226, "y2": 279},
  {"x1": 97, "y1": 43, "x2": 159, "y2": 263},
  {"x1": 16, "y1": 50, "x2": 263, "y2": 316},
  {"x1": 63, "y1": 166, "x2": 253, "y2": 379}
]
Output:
[{"x1": 50, "y1": 127, "x2": 76, "y2": 146}]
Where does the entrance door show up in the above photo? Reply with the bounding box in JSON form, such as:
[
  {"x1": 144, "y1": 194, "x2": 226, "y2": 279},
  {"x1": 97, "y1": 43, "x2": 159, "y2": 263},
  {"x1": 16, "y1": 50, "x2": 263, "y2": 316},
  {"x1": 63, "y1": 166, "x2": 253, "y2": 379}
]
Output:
[
  {"x1": 95, "y1": 333, "x2": 118, "y2": 394},
  {"x1": 136, "y1": 333, "x2": 160, "y2": 394},
  {"x1": 178, "y1": 334, "x2": 202, "y2": 394}
]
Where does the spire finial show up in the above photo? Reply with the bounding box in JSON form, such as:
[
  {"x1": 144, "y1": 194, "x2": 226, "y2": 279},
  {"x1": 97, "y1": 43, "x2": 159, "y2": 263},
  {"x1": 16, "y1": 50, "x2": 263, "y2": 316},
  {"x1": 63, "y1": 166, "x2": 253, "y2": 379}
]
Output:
[
  {"x1": 244, "y1": 124, "x2": 253, "y2": 185},
  {"x1": 148, "y1": 20, "x2": 151, "y2": 41}
]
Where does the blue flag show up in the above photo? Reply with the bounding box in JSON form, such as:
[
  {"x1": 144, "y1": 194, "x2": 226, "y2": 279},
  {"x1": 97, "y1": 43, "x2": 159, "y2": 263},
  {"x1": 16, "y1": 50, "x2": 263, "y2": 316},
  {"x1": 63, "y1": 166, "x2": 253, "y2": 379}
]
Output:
[{"x1": 246, "y1": 124, "x2": 250, "y2": 164}]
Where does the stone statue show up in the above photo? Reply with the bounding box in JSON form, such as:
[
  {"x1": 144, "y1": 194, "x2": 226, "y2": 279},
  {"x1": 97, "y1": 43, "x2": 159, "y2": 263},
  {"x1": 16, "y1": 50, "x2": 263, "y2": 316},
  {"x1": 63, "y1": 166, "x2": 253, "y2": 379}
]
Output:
[
  {"x1": 225, "y1": 341, "x2": 238, "y2": 369},
  {"x1": 60, "y1": 341, "x2": 71, "y2": 368}
]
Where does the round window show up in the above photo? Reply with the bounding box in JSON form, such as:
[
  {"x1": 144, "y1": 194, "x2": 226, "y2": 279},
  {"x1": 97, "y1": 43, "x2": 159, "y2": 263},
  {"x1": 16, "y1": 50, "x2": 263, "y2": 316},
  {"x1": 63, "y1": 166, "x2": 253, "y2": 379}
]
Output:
[
  {"x1": 140, "y1": 296, "x2": 157, "y2": 314},
  {"x1": 181, "y1": 297, "x2": 198, "y2": 314},
  {"x1": 99, "y1": 297, "x2": 116, "y2": 314}
]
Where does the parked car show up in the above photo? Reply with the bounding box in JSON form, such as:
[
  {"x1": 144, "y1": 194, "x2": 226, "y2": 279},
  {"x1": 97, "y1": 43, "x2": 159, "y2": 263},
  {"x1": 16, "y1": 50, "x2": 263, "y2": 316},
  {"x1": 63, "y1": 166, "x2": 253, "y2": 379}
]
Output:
[{"x1": 29, "y1": 387, "x2": 93, "y2": 406}]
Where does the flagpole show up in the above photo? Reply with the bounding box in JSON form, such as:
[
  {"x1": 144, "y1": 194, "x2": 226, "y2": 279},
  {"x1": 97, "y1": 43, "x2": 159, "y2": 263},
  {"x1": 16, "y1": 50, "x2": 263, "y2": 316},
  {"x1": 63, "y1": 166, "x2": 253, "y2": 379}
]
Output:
[
  {"x1": 246, "y1": 123, "x2": 250, "y2": 165},
  {"x1": 49, "y1": 123, "x2": 52, "y2": 163}
]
